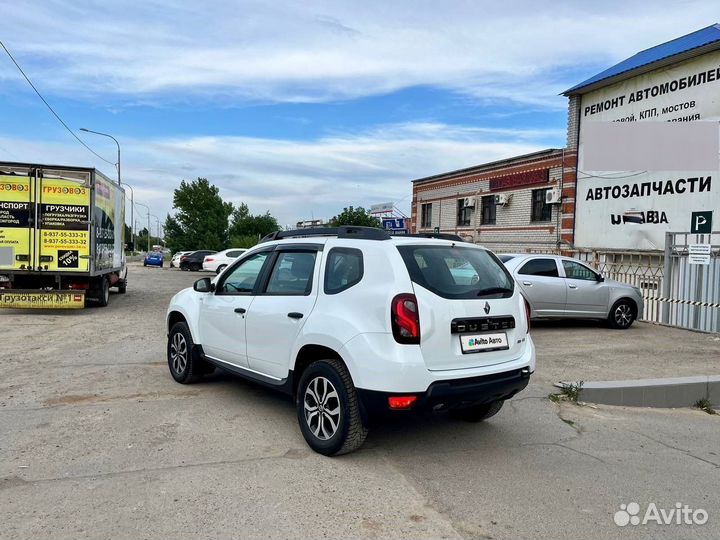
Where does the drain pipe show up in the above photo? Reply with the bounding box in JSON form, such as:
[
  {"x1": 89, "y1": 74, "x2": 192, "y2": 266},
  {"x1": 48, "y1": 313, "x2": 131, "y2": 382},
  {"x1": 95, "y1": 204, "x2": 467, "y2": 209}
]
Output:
[{"x1": 556, "y1": 148, "x2": 564, "y2": 250}]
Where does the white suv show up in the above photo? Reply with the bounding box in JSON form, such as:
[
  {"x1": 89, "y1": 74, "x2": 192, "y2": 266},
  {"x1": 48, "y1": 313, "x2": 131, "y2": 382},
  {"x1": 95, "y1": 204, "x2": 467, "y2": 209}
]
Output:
[{"x1": 166, "y1": 226, "x2": 535, "y2": 455}]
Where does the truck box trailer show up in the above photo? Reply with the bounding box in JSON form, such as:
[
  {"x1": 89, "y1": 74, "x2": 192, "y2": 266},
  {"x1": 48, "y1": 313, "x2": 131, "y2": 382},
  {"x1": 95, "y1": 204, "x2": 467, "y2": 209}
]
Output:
[{"x1": 0, "y1": 162, "x2": 127, "y2": 308}]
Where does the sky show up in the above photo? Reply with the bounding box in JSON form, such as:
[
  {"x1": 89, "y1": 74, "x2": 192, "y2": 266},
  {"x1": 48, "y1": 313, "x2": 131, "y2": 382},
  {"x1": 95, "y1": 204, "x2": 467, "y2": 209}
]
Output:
[{"x1": 0, "y1": 0, "x2": 718, "y2": 230}]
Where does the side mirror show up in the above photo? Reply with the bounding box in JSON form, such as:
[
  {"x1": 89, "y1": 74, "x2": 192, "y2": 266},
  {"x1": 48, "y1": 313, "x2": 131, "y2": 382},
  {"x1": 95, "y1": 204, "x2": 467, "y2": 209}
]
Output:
[
  {"x1": 597, "y1": 274, "x2": 605, "y2": 283},
  {"x1": 193, "y1": 277, "x2": 214, "y2": 293}
]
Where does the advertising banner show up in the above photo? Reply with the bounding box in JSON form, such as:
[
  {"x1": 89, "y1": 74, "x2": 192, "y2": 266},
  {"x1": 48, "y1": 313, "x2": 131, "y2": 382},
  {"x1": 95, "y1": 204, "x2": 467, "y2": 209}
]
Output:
[
  {"x1": 0, "y1": 175, "x2": 34, "y2": 270},
  {"x1": 576, "y1": 49, "x2": 720, "y2": 250},
  {"x1": 93, "y1": 174, "x2": 124, "y2": 270},
  {"x1": 38, "y1": 178, "x2": 91, "y2": 271},
  {"x1": 0, "y1": 290, "x2": 85, "y2": 309}
]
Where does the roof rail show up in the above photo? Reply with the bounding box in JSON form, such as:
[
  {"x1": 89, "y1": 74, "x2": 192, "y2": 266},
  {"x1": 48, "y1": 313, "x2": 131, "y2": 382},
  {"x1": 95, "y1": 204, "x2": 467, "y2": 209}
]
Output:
[
  {"x1": 258, "y1": 226, "x2": 391, "y2": 244},
  {"x1": 404, "y1": 232, "x2": 466, "y2": 242}
]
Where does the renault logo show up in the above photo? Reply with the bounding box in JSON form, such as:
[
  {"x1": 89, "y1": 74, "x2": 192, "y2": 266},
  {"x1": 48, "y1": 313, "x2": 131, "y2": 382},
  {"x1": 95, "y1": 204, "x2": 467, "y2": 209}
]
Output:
[{"x1": 484, "y1": 301, "x2": 491, "y2": 314}]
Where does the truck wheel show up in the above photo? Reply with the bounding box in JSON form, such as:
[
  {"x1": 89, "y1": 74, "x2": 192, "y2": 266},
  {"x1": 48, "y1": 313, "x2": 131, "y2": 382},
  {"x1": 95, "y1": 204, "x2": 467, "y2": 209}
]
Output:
[
  {"x1": 118, "y1": 280, "x2": 127, "y2": 294},
  {"x1": 296, "y1": 359, "x2": 368, "y2": 456},
  {"x1": 608, "y1": 299, "x2": 636, "y2": 329},
  {"x1": 95, "y1": 276, "x2": 110, "y2": 307},
  {"x1": 449, "y1": 400, "x2": 504, "y2": 422},
  {"x1": 167, "y1": 322, "x2": 205, "y2": 384}
]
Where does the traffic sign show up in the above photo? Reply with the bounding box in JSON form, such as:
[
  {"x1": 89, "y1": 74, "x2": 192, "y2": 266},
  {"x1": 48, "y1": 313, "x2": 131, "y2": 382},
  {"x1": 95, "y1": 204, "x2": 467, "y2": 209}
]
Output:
[{"x1": 690, "y1": 211, "x2": 712, "y2": 234}]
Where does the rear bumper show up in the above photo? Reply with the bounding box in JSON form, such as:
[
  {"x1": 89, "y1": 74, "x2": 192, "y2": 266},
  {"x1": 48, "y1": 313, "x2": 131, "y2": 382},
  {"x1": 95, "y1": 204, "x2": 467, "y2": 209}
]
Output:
[{"x1": 356, "y1": 367, "x2": 532, "y2": 419}]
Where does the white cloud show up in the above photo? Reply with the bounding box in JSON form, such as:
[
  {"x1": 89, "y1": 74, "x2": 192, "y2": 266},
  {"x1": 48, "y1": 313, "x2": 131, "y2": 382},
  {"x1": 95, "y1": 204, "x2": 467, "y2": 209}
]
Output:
[
  {"x1": 0, "y1": 122, "x2": 561, "y2": 227},
  {"x1": 1, "y1": 0, "x2": 717, "y2": 107}
]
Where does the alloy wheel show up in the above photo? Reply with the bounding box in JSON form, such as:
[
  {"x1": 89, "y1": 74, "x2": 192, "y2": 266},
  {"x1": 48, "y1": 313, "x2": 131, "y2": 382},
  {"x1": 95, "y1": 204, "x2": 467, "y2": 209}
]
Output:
[
  {"x1": 303, "y1": 376, "x2": 341, "y2": 440},
  {"x1": 170, "y1": 332, "x2": 188, "y2": 374},
  {"x1": 614, "y1": 304, "x2": 633, "y2": 327}
]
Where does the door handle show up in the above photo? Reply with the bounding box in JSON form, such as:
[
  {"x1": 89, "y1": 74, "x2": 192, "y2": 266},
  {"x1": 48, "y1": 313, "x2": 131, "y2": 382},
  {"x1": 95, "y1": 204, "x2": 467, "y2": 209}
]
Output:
[
  {"x1": 568, "y1": 284, "x2": 577, "y2": 289},
  {"x1": 522, "y1": 281, "x2": 532, "y2": 286},
  {"x1": 234, "y1": 307, "x2": 246, "y2": 314},
  {"x1": 287, "y1": 312, "x2": 304, "y2": 319}
]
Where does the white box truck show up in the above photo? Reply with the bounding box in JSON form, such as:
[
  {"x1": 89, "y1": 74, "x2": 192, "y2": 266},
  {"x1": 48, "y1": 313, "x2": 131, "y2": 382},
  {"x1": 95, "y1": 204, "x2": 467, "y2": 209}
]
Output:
[{"x1": 0, "y1": 162, "x2": 127, "y2": 308}]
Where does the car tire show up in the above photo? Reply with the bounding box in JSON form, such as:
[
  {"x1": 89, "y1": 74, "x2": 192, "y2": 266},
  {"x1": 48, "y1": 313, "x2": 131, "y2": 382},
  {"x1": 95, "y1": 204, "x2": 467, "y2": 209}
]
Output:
[
  {"x1": 180, "y1": 265, "x2": 188, "y2": 271},
  {"x1": 608, "y1": 299, "x2": 636, "y2": 329},
  {"x1": 95, "y1": 276, "x2": 110, "y2": 307},
  {"x1": 190, "y1": 263, "x2": 200, "y2": 272},
  {"x1": 449, "y1": 400, "x2": 504, "y2": 422},
  {"x1": 167, "y1": 322, "x2": 207, "y2": 384},
  {"x1": 216, "y1": 264, "x2": 227, "y2": 275},
  {"x1": 296, "y1": 359, "x2": 368, "y2": 456}
]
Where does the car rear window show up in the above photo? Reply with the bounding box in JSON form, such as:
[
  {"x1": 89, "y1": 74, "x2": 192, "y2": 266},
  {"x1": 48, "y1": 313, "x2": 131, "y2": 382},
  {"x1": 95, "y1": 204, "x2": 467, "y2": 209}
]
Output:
[{"x1": 397, "y1": 245, "x2": 514, "y2": 299}]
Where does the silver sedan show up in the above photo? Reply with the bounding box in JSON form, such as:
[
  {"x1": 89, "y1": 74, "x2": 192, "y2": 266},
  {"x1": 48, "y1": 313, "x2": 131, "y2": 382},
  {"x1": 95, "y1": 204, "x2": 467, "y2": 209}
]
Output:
[{"x1": 499, "y1": 254, "x2": 644, "y2": 329}]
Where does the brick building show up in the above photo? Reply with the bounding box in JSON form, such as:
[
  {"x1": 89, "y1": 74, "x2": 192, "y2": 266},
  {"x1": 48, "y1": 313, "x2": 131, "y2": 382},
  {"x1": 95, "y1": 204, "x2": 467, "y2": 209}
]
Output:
[{"x1": 410, "y1": 148, "x2": 577, "y2": 252}]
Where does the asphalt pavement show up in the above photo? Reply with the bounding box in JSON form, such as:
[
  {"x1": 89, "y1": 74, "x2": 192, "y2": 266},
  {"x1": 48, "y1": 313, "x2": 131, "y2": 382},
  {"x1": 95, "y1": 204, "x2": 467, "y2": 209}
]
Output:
[{"x1": 1, "y1": 264, "x2": 718, "y2": 539}]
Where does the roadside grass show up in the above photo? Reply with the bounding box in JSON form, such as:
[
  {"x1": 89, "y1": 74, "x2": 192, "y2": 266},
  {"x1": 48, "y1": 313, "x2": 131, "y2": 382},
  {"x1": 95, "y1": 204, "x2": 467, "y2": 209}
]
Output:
[
  {"x1": 549, "y1": 381, "x2": 584, "y2": 404},
  {"x1": 694, "y1": 398, "x2": 717, "y2": 415}
]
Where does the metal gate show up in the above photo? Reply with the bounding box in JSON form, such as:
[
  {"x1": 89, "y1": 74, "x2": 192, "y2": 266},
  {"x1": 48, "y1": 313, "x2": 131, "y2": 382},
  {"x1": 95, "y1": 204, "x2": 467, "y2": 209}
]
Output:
[{"x1": 662, "y1": 231, "x2": 720, "y2": 333}]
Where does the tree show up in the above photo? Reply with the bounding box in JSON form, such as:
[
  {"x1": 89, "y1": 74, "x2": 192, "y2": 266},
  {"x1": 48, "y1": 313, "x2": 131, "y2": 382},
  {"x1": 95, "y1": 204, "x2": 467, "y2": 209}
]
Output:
[
  {"x1": 163, "y1": 178, "x2": 234, "y2": 252},
  {"x1": 228, "y1": 203, "x2": 280, "y2": 248},
  {"x1": 329, "y1": 206, "x2": 380, "y2": 228}
]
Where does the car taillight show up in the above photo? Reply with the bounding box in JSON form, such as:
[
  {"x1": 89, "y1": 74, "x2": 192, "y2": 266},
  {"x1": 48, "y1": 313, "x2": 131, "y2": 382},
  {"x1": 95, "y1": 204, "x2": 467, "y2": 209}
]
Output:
[
  {"x1": 180, "y1": 256, "x2": 188, "y2": 261},
  {"x1": 391, "y1": 293, "x2": 420, "y2": 344},
  {"x1": 524, "y1": 297, "x2": 531, "y2": 333},
  {"x1": 205, "y1": 258, "x2": 214, "y2": 262}
]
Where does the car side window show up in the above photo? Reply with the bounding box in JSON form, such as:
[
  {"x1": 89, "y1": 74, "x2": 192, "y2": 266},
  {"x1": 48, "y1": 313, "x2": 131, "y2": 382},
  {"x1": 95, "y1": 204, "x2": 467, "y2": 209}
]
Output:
[
  {"x1": 518, "y1": 258, "x2": 559, "y2": 277},
  {"x1": 562, "y1": 260, "x2": 598, "y2": 281},
  {"x1": 218, "y1": 252, "x2": 269, "y2": 294},
  {"x1": 324, "y1": 248, "x2": 364, "y2": 294},
  {"x1": 227, "y1": 250, "x2": 244, "y2": 258},
  {"x1": 265, "y1": 251, "x2": 316, "y2": 295}
]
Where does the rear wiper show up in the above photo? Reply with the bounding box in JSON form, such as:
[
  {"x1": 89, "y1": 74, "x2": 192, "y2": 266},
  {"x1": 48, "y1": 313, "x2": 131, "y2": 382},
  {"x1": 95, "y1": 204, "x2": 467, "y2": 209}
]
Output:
[{"x1": 476, "y1": 287, "x2": 513, "y2": 297}]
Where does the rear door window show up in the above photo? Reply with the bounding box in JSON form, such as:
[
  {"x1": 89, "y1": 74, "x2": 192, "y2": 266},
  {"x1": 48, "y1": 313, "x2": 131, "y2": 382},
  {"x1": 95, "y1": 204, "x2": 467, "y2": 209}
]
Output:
[
  {"x1": 264, "y1": 251, "x2": 316, "y2": 295},
  {"x1": 397, "y1": 245, "x2": 514, "y2": 299},
  {"x1": 518, "y1": 258, "x2": 559, "y2": 277}
]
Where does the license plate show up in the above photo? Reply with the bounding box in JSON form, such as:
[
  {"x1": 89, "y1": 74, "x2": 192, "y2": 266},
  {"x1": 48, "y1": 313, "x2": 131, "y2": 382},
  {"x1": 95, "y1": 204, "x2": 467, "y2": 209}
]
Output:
[
  {"x1": 0, "y1": 291, "x2": 85, "y2": 309},
  {"x1": 460, "y1": 332, "x2": 508, "y2": 353}
]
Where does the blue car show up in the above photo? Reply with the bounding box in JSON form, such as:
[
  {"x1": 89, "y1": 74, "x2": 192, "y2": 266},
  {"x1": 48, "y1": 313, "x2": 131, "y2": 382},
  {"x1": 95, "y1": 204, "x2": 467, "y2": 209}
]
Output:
[{"x1": 144, "y1": 251, "x2": 164, "y2": 268}]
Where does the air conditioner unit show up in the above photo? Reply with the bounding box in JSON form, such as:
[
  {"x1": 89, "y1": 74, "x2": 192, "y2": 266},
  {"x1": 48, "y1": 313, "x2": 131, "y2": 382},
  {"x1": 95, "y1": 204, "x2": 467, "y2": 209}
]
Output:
[
  {"x1": 545, "y1": 188, "x2": 562, "y2": 205},
  {"x1": 494, "y1": 193, "x2": 509, "y2": 206},
  {"x1": 462, "y1": 197, "x2": 475, "y2": 208}
]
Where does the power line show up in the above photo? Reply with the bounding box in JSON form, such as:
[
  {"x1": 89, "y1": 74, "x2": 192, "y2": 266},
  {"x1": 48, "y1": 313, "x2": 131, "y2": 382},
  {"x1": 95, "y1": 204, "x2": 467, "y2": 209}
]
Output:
[{"x1": 0, "y1": 39, "x2": 115, "y2": 166}]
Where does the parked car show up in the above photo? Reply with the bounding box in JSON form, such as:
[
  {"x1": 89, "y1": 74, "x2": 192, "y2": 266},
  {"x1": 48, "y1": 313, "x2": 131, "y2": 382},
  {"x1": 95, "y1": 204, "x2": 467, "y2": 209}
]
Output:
[
  {"x1": 203, "y1": 248, "x2": 247, "y2": 274},
  {"x1": 499, "y1": 254, "x2": 643, "y2": 329},
  {"x1": 179, "y1": 250, "x2": 216, "y2": 272},
  {"x1": 143, "y1": 251, "x2": 164, "y2": 268},
  {"x1": 170, "y1": 251, "x2": 192, "y2": 268},
  {"x1": 166, "y1": 227, "x2": 534, "y2": 456}
]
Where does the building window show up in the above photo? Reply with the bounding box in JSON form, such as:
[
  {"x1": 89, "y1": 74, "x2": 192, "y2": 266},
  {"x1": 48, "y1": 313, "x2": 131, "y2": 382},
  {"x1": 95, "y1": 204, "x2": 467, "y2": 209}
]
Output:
[
  {"x1": 481, "y1": 195, "x2": 496, "y2": 225},
  {"x1": 457, "y1": 199, "x2": 471, "y2": 226},
  {"x1": 420, "y1": 203, "x2": 432, "y2": 228},
  {"x1": 531, "y1": 189, "x2": 552, "y2": 222}
]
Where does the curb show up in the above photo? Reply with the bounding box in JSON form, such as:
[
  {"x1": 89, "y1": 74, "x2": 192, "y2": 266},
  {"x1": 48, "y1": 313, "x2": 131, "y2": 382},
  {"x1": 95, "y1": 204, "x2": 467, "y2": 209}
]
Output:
[{"x1": 556, "y1": 376, "x2": 720, "y2": 408}]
